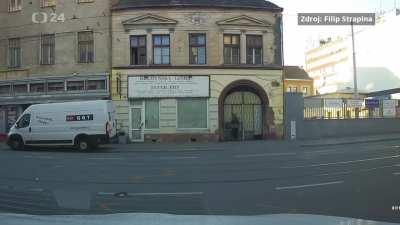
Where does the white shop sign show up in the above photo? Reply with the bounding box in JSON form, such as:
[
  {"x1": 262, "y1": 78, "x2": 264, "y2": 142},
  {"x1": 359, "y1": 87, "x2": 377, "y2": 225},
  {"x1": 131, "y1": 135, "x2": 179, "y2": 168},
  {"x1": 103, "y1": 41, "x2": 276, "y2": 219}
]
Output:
[
  {"x1": 383, "y1": 99, "x2": 396, "y2": 118},
  {"x1": 128, "y1": 76, "x2": 210, "y2": 98},
  {"x1": 324, "y1": 99, "x2": 343, "y2": 108},
  {"x1": 347, "y1": 99, "x2": 364, "y2": 108}
]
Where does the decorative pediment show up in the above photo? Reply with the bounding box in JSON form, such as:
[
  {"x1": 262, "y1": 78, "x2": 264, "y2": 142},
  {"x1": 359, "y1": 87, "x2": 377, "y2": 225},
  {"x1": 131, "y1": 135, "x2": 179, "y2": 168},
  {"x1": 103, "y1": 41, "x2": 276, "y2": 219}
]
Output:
[
  {"x1": 122, "y1": 14, "x2": 178, "y2": 27},
  {"x1": 216, "y1": 15, "x2": 272, "y2": 27}
]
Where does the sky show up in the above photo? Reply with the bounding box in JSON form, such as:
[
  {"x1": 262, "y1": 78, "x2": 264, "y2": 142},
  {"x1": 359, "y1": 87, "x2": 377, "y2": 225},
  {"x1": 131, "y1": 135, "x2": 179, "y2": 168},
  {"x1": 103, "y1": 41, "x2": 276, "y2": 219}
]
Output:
[{"x1": 272, "y1": 0, "x2": 398, "y2": 66}]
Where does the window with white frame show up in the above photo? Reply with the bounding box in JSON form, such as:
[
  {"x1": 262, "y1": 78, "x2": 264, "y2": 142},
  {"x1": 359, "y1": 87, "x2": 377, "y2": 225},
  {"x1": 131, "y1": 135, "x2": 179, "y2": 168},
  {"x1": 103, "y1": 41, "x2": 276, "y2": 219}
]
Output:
[
  {"x1": 223, "y1": 34, "x2": 240, "y2": 64},
  {"x1": 87, "y1": 79, "x2": 106, "y2": 90},
  {"x1": 246, "y1": 35, "x2": 263, "y2": 65},
  {"x1": 78, "y1": 31, "x2": 94, "y2": 63},
  {"x1": 67, "y1": 80, "x2": 85, "y2": 91},
  {"x1": 153, "y1": 35, "x2": 170, "y2": 65},
  {"x1": 41, "y1": 0, "x2": 55, "y2": 7},
  {"x1": 30, "y1": 83, "x2": 45, "y2": 93},
  {"x1": 13, "y1": 83, "x2": 28, "y2": 93},
  {"x1": 41, "y1": 34, "x2": 55, "y2": 65},
  {"x1": 8, "y1": 38, "x2": 21, "y2": 68},
  {"x1": 0, "y1": 85, "x2": 11, "y2": 95},
  {"x1": 177, "y1": 98, "x2": 207, "y2": 129},
  {"x1": 145, "y1": 100, "x2": 159, "y2": 129},
  {"x1": 8, "y1": 0, "x2": 22, "y2": 12},
  {"x1": 189, "y1": 33, "x2": 206, "y2": 65},
  {"x1": 48, "y1": 81, "x2": 65, "y2": 92}
]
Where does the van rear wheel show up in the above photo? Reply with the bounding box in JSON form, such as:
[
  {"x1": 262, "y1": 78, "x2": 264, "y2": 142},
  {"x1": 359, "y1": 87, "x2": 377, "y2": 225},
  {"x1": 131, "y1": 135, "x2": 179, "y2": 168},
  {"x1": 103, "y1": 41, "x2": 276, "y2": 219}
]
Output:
[{"x1": 75, "y1": 137, "x2": 90, "y2": 152}]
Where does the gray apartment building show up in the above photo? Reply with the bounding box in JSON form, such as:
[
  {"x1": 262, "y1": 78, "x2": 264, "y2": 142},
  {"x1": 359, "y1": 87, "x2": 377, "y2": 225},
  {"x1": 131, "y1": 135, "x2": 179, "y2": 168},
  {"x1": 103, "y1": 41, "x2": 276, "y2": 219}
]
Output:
[{"x1": 0, "y1": 0, "x2": 112, "y2": 134}]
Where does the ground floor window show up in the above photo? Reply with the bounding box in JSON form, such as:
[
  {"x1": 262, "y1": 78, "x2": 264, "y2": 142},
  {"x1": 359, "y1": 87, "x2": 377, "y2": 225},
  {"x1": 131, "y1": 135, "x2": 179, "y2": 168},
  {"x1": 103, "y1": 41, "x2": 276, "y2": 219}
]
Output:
[
  {"x1": 145, "y1": 100, "x2": 159, "y2": 129},
  {"x1": 177, "y1": 98, "x2": 208, "y2": 129}
]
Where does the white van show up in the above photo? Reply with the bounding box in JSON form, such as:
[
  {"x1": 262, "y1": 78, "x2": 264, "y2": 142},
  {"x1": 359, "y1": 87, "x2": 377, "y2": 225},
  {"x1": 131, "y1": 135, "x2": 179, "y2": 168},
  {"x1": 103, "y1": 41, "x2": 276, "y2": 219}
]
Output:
[{"x1": 7, "y1": 100, "x2": 117, "y2": 151}]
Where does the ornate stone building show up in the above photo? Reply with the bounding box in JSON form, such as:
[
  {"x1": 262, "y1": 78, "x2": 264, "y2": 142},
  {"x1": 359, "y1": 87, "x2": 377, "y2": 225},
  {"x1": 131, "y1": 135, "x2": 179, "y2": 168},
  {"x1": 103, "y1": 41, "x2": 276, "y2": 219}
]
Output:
[
  {"x1": 111, "y1": 0, "x2": 284, "y2": 142},
  {"x1": 0, "y1": 0, "x2": 111, "y2": 134}
]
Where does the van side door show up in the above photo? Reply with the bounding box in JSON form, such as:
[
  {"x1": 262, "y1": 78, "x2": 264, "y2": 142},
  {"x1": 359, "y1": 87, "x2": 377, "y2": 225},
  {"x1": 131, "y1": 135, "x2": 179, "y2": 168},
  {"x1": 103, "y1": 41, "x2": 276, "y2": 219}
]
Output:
[{"x1": 15, "y1": 113, "x2": 32, "y2": 144}]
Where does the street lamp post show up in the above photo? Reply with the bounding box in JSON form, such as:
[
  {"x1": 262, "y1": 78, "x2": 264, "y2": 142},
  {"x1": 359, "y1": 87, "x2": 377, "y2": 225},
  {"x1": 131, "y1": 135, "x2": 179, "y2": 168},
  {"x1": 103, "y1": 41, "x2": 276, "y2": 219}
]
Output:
[{"x1": 351, "y1": 22, "x2": 359, "y2": 99}]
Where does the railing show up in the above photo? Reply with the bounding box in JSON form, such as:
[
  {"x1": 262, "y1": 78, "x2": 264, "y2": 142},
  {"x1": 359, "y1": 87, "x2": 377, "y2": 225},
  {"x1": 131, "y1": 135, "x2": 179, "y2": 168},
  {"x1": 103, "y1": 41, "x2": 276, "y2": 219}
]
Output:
[{"x1": 304, "y1": 98, "x2": 400, "y2": 120}]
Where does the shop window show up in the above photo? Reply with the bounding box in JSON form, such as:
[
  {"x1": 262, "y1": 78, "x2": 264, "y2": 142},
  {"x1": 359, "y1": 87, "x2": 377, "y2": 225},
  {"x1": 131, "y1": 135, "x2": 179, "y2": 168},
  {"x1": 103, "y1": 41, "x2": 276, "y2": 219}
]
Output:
[
  {"x1": 9, "y1": 38, "x2": 21, "y2": 68},
  {"x1": 189, "y1": 33, "x2": 206, "y2": 65},
  {"x1": 14, "y1": 84, "x2": 28, "y2": 93},
  {"x1": 67, "y1": 80, "x2": 85, "y2": 91},
  {"x1": 48, "y1": 81, "x2": 64, "y2": 92},
  {"x1": 0, "y1": 85, "x2": 11, "y2": 95},
  {"x1": 30, "y1": 83, "x2": 45, "y2": 93},
  {"x1": 78, "y1": 31, "x2": 94, "y2": 63},
  {"x1": 177, "y1": 98, "x2": 207, "y2": 129},
  {"x1": 87, "y1": 80, "x2": 106, "y2": 90},
  {"x1": 130, "y1": 36, "x2": 147, "y2": 65},
  {"x1": 153, "y1": 35, "x2": 170, "y2": 65},
  {"x1": 223, "y1": 34, "x2": 240, "y2": 64},
  {"x1": 246, "y1": 35, "x2": 263, "y2": 65},
  {"x1": 145, "y1": 100, "x2": 159, "y2": 129},
  {"x1": 41, "y1": 34, "x2": 55, "y2": 65}
]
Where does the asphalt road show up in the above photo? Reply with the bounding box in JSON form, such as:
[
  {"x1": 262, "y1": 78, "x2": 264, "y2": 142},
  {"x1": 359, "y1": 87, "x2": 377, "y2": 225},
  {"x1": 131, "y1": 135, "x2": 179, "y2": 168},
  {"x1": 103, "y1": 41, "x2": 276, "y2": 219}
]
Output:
[{"x1": 0, "y1": 140, "x2": 400, "y2": 223}]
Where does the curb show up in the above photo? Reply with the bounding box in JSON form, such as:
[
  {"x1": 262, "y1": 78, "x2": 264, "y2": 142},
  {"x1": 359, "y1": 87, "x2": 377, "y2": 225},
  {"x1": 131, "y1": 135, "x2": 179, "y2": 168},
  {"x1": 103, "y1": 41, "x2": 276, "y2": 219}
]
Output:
[{"x1": 300, "y1": 137, "x2": 400, "y2": 147}]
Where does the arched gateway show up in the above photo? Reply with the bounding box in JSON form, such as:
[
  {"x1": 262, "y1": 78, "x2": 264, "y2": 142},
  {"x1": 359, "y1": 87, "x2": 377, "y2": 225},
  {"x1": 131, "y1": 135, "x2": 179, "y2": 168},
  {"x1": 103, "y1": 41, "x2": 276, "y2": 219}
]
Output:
[{"x1": 218, "y1": 80, "x2": 270, "y2": 141}]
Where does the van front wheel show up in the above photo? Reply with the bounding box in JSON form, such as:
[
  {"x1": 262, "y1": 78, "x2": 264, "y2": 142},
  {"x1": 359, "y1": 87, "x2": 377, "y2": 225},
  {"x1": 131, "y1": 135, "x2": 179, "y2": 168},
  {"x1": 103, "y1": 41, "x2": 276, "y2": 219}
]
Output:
[
  {"x1": 9, "y1": 136, "x2": 24, "y2": 151},
  {"x1": 75, "y1": 136, "x2": 90, "y2": 152}
]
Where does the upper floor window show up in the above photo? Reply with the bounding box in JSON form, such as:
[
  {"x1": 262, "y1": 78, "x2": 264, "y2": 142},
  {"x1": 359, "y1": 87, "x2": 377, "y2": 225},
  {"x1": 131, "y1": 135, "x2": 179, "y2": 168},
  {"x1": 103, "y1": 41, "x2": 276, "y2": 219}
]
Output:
[
  {"x1": 8, "y1": 0, "x2": 22, "y2": 12},
  {"x1": 130, "y1": 36, "x2": 147, "y2": 65},
  {"x1": 153, "y1": 35, "x2": 170, "y2": 65},
  {"x1": 189, "y1": 34, "x2": 206, "y2": 65},
  {"x1": 302, "y1": 87, "x2": 309, "y2": 95},
  {"x1": 41, "y1": 0, "x2": 55, "y2": 7},
  {"x1": 9, "y1": 38, "x2": 21, "y2": 68},
  {"x1": 41, "y1": 34, "x2": 55, "y2": 65},
  {"x1": 287, "y1": 86, "x2": 298, "y2": 93},
  {"x1": 78, "y1": 31, "x2": 94, "y2": 63},
  {"x1": 223, "y1": 34, "x2": 240, "y2": 64},
  {"x1": 246, "y1": 35, "x2": 263, "y2": 65}
]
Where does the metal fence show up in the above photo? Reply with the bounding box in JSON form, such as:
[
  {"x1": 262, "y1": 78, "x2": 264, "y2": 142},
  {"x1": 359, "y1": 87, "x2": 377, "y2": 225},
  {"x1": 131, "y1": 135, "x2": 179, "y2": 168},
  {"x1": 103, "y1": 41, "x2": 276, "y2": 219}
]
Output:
[{"x1": 304, "y1": 98, "x2": 400, "y2": 120}]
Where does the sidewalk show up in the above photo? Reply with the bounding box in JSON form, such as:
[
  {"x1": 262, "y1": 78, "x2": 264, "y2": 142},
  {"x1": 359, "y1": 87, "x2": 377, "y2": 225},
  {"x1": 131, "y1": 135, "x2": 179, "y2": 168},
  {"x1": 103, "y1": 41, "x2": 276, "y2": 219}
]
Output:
[
  {"x1": 299, "y1": 133, "x2": 400, "y2": 147},
  {"x1": 1, "y1": 133, "x2": 399, "y2": 152}
]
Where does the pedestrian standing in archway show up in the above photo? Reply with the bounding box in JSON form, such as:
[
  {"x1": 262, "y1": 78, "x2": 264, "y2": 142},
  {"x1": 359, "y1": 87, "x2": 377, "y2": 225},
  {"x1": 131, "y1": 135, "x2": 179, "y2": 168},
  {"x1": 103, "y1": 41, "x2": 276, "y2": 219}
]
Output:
[{"x1": 231, "y1": 114, "x2": 240, "y2": 141}]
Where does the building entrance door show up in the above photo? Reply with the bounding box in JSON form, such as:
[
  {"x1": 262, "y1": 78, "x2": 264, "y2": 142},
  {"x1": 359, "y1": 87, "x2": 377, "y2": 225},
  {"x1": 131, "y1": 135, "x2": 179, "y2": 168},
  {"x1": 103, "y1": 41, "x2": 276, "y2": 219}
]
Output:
[
  {"x1": 223, "y1": 91, "x2": 263, "y2": 141},
  {"x1": 129, "y1": 107, "x2": 144, "y2": 142}
]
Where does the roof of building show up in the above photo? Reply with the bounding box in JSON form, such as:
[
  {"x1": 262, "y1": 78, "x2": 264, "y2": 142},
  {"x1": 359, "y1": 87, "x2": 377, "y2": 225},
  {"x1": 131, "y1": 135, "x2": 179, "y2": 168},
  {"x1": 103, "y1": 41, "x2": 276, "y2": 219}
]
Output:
[
  {"x1": 112, "y1": 0, "x2": 283, "y2": 11},
  {"x1": 284, "y1": 66, "x2": 313, "y2": 80}
]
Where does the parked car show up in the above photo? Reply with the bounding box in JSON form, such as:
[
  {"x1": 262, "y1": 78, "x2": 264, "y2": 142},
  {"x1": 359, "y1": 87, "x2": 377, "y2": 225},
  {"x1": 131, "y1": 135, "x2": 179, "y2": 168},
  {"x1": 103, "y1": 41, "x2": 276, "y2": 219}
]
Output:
[{"x1": 7, "y1": 100, "x2": 117, "y2": 151}]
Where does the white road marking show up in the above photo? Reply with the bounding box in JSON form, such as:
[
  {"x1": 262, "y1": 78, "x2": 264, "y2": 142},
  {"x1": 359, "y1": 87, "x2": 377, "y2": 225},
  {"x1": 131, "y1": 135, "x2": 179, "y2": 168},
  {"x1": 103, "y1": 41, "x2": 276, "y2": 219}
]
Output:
[
  {"x1": 159, "y1": 156, "x2": 198, "y2": 160},
  {"x1": 23, "y1": 155, "x2": 53, "y2": 159},
  {"x1": 393, "y1": 172, "x2": 400, "y2": 176},
  {"x1": 234, "y1": 152, "x2": 296, "y2": 158},
  {"x1": 88, "y1": 157, "x2": 124, "y2": 160},
  {"x1": 281, "y1": 155, "x2": 400, "y2": 169},
  {"x1": 275, "y1": 181, "x2": 344, "y2": 191},
  {"x1": 97, "y1": 192, "x2": 203, "y2": 196}
]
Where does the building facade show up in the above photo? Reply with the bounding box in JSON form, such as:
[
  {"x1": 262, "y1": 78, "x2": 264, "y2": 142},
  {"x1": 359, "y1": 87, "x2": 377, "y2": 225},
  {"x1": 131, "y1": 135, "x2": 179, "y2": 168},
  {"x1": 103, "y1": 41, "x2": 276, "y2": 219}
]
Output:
[
  {"x1": 0, "y1": 0, "x2": 112, "y2": 134},
  {"x1": 305, "y1": 11, "x2": 400, "y2": 95},
  {"x1": 284, "y1": 66, "x2": 314, "y2": 97},
  {"x1": 111, "y1": 0, "x2": 284, "y2": 142}
]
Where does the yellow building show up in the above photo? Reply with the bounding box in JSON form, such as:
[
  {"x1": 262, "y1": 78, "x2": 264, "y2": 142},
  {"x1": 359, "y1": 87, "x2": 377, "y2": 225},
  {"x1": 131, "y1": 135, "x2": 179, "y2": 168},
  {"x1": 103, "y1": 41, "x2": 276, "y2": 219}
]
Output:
[
  {"x1": 111, "y1": 0, "x2": 284, "y2": 142},
  {"x1": 284, "y1": 66, "x2": 314, "y2": 96}
]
